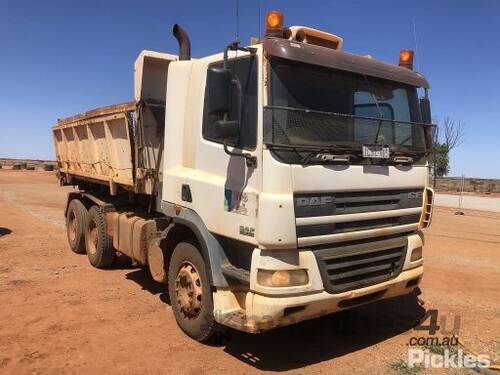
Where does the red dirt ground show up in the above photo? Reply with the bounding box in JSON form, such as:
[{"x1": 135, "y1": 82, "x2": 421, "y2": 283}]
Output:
[{"x1": 0, "y1": 170, "x2": 498, "y2": 374}]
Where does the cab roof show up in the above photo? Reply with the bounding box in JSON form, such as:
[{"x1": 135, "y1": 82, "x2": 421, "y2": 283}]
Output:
[{"x1": 263, "y1": 37, "x2": 430, "y2": 89}]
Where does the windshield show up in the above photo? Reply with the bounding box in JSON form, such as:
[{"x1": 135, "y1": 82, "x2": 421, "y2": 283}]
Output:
[{"x1": 265, "y1": 58, "x2": 426, "y2": 155}]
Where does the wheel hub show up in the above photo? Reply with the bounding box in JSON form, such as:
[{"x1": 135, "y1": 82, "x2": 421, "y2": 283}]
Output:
[{"x1": 175, "y1": 262, "x2": 202, "y2": 319}]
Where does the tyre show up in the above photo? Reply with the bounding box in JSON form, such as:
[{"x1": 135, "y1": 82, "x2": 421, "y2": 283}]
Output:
[
  {"x1": 85, "y1": 206, "x2": 115, "y2": 268},
  {"x1": 168, "y1": 241, "x2": 217, "y2": 342},
  {"x1": 66, "y1": 199, "x2": 88, "y2": 254}
]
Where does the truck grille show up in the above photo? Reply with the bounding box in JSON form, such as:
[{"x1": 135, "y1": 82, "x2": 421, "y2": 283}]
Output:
[
  {"x1": 294, "y1": 189, "x2": 423, "y2": 247},
  {"x1": 293, "y1": 189, "x2": 422, "y2": 293},
  {"x1": 313, "y1": 236, "x2": 408, "y2": 293}
]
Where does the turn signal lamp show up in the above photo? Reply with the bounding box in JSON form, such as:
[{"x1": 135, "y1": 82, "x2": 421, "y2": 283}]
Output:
[
  {"x1": 399, "y1": 49, "x2": 414, "y2": 70},
  {"x1": 410, "y1": 246, "x2": 423, "y2": 262},
  {"x1": 265, "y1": 10, "x2": 284, "y2": 37}
]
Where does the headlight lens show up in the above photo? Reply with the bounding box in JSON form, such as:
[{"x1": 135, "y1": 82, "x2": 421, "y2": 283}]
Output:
[
  {"x1": 410, "y1": 246, "x2": 423, "y2": 261},
  {"x1": 257, "y1": 269, "x2": 309, "y2": 287}
]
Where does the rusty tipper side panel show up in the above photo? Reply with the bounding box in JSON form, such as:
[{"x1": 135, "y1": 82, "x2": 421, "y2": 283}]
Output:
[
  {"x1": 52, "y1": 102, "x2": 137, "y2": 193},
  {"x1": 53, "y1": 50, "x2": 176, "y2": 196}
]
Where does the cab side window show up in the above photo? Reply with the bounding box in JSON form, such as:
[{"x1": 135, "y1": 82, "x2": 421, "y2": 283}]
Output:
[{"x1": 202, "y1": 56, "x2": 257, "y2": 150}]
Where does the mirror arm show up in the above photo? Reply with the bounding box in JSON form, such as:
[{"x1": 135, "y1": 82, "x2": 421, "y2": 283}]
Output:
[
  {"x1": 223, "y1": 142, "x2": 257, "y2": 168},
  {"x1": 223, "y1": 41, "x2": 257, "y2": 69},
  {"x1": 220, "y1": 40, "x2": 257, "y2": 168}
]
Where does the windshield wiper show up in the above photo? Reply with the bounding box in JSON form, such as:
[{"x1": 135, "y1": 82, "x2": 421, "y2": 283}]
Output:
[
  {"x1": 300, "y1": 149, "x2": 353, "y2": 165},
  {"x1": 300, "y1": 150, "x2": 319, "y2": 165},
  {"x1": 391, "y1": 147, "x2": 426, "y2": 164},
  {"x1": 265, "y1": 143, "x2": 316, "y2": 165},
  {"x1": 362, "y1": 75, "x2": 385, "y2": 144},
  {"x1": 313, "y1": 152, "x2": 354, "y2": 163},
  {"x1": 266, "y1": 143, "x2": 357, "y2": 165},
  {"x1": 392, "y1": 155, "x2": 414, "y2": 164},
  {"x1": 391, "y1": 145, "x2": 426, "y2": 155}
]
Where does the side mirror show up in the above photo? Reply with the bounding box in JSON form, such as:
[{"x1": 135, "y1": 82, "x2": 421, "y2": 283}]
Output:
[
  {"x1": 213, "y1": 120, "x2": 239, "y2": 139},
  {"x1": 207, "y1": 67, "x2": 232, "y2": 114},
  {"x1": 420, "y1": 98, "x2": 431, "y2": 124},
  {"x1": 207, "y1": 65, "x2": 242, "y2": 144},
  {"x1": 420, "y1": 98, "x2": 433, "y2": 153},
  {"x1": 423, "y1": 124, "x2": 436, "y2": 153}
]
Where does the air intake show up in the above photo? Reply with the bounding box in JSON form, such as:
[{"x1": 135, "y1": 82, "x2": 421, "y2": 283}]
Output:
[
  {"x1": 288, "y1": 26, "x2": 343, "y2": 50},
  {"x1": 420, "y1": 188, "x2": 434, "y2": 228}
]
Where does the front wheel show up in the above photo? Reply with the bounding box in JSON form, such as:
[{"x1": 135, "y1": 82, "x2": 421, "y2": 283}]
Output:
[{"x1": 168, "y1": 241, "x2": 217, "y2": 342}]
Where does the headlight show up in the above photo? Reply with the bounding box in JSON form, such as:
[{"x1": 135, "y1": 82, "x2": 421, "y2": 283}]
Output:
[
  {"x1": 410, "y1": 246, "x2": 423, "y2": 261},
  {"x1": 257, "y1": 269, "x2": 309, "y2": 287}
]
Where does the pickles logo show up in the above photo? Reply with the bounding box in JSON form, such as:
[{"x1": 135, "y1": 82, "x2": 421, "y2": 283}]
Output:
[
  {"x1": 407, "y1": 310, "x2": 491, "y2": 369},
  {"x1": 295, "y1": 196, "x2": 333, "y2": 206}
]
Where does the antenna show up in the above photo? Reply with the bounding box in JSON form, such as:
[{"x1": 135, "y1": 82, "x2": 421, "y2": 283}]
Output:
[
  {"x1": 235, "y1": 0, "x2": 240, "y2": 42},
  {"x1": 412, "y1": 18, "x2": 420, "y2": 71},
  {"x1": 258, "y1": 0, "x2": 261, "y2": 38}
]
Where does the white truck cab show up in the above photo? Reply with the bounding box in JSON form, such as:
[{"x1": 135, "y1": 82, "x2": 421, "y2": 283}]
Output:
[{"x1": 53, "y1": 12, "x2": 434, "y2": 341}]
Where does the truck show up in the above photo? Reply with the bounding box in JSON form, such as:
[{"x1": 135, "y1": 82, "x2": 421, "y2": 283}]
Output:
[{"x1": 52, "y1": 11, "x2": 435, "y2": 342}]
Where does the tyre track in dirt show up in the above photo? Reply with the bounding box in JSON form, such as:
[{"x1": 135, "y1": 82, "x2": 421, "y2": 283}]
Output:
[{"x1": 0, "y1": 190, "x2": 65, "y2": 229}]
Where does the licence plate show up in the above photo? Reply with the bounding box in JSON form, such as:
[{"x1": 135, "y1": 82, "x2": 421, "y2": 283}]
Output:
[{"x1": 362, "y1": 144, "x2": 390, "y2": 159}]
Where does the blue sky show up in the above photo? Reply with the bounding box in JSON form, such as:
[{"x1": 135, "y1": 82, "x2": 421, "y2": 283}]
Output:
[{"x1": 1, "y1": 0, "x2": 499, "y2": 178}]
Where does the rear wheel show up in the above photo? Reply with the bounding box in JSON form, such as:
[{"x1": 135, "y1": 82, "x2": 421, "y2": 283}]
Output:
[
  {"x1": 168, "y1": 241, "x2": 217, "y2": 342},
  {"x1": 66, "y1": 199, "x2": 88, "y2": 254},
  {"x1": 85, "y1": 206, "x2": 115, "y2": 268}
]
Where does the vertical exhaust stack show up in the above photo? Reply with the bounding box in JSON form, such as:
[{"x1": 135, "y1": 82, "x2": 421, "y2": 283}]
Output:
[{"x1": 172, "y1": 24, "x2": 191, "y2": 61}]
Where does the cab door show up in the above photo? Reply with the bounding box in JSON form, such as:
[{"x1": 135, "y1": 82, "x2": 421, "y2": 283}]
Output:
[{"x1": 188, "y1": 51, "x2": 262, "y2": 244}]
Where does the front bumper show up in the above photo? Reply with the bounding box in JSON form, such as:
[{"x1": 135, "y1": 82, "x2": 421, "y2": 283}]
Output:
[
  {"x1": 213, "y1": 233, "x2": 424, "y2": 333},
  {"x1": 214, "y1": 266, "x2": 423, "y2": 333},
  {"x1": 251, "y1": 265, "x2": 422, "y2": 331}
]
